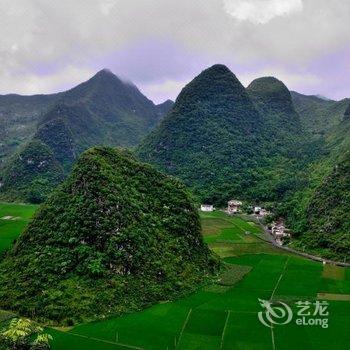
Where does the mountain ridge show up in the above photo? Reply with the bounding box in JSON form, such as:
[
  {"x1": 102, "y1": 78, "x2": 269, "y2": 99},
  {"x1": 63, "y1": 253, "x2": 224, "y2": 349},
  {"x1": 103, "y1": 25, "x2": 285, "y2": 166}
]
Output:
[
  {"x1": 137, "y1": 64, "x2": 307, "y2": 203},
  {"x1": 0, "y1": 69, "x2": 170, "y2": 202}
]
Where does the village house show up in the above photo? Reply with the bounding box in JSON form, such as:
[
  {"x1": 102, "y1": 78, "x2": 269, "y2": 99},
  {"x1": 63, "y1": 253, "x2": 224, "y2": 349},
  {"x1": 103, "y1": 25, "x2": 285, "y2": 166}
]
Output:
[
  {"x1": 227, "y1": 200, "x2": 242, "y2": 214},
  {"x1": 254, "y1": 206, "x2": 262, "y2": 215},
  {"x1": 271, "y1": 221, "x2": 290, "y2": 245},
  {"x1": 200, "y1": 204, "x2": 214, "y2": 212},
  {"x1": 254, "y1": 207, "x2": 270, "y2": 217}
]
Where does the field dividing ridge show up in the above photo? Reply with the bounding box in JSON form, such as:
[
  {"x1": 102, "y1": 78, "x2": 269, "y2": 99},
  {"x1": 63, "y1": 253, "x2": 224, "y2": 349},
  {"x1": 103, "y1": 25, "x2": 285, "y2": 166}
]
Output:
[
  {"x1": 175, "y1": 308, "x2": 192, "y2": 349},
  {"x1": 271, "y1": 257, "x2": 290, "y2": 300},
  {"x1": 220, "y1": 310, "x2": 230, "y2": 349}
]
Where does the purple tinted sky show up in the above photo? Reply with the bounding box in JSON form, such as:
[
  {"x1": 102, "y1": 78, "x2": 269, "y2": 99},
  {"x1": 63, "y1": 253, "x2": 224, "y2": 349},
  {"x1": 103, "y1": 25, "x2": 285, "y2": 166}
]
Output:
[{"x1": 0, "y1": 0, "x2": 349, "y2": 103}]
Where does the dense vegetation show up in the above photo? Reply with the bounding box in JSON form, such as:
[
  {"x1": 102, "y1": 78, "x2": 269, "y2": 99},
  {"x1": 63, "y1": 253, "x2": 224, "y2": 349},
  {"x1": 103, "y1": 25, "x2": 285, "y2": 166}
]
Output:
[
  {"x1": 245, "y1": 77, "x2": 324, "y2": 202},
  {"x1": 0, "y1": 147, "x2": 218, "y2": 325},
  {"x1": 280, "y1": 107, "x2": 350, "y2": 261},
  {"x1": 0, "y1": 318, "x2": 52, "y2": 350},
  {"x1": 137, "y1": 66, "x2": 318, "y2": 205},
  {"x1": 137, "y1": 65, "x2": 350, "y2": 261},
  {"x1": 0, "y1": 63, "x2": 349, "y2": 266},
  {"x1": 0, "y1": 140, "x2": 64, "y2": 203},
  {"x1": 0, "y1": 69, "x2": 171, "y2": 203},
  {"x1": 300, "y1": 153, "x2": 350, "y2": 257},
  {"x1": 137, "y1": 65, "x2": 265, "y2": 204},
  {"x1": 0, "y1": 93, "x2": 62, "y2": 170},
  {"x1": 291, "y1": 91, "x2": 349, "y2": 137}
]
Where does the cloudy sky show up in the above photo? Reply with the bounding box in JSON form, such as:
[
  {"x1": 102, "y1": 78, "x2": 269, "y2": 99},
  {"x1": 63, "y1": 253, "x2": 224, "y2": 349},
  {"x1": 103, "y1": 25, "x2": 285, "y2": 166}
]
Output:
[{"x1": 0, "y1": 0, "x2": 349, "y2": 103}]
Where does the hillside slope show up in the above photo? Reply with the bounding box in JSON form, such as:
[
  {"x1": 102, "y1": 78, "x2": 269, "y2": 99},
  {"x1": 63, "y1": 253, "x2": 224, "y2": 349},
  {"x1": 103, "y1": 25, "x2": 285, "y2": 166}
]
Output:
[
  {"x1": 281, "y1": 104, "x2": 350, "y2": 261},
  {"x1": 0, "y1": 70, "x2": 168, "y2": 202},
  {"x1": 0, "y1": 147, "x2": 218, "y2": 324},
  {"x1": 0, "y1": 140, "x2": 64, "y2": 203},
  {"x1": 245, "y1": 77, "x2": 325, "y2": 201},
  {"x1": 291, "y1": 91, "x2": 350, "y2": 136},
  {"x1": 291, "y1": 151, "x2": 350, "y2": 261},
  {"x1": 137, "y1": 64, "x2": 265, "y2": 203},
  {"x1": 0, "y1": 93, "x2": 61, "y2": 168},
  {"x1": 137, "y1": 66, "x2": 317, "y2": 204}
]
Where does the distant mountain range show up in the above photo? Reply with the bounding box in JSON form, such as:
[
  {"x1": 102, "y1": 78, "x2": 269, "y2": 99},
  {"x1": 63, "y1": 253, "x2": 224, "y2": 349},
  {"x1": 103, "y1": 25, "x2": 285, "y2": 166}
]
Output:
[
  {"x1": 0, "y1": 64, "x2": 349, "y2": 261},
  {"x1": 0, "y1": 69, "x2": 173, "y2": 202}
]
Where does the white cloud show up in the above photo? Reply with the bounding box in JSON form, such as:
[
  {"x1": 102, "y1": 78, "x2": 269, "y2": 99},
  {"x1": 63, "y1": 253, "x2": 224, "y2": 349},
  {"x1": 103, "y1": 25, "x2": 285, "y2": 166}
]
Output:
[
  {"x1": 223, "y1": 0, "x2": 303, "y2": 24},
  {"x1": 0, "y1": 0, "x2": 348, "y2": 100},
  {"x1": 0, "y1": 66, "x2": 96, "y2": 95},
  {"x1": 140, "y1": 79, "x2": 189, "y2": 104},
  {"x1": 100, "y1": 0, "x2": 118, "y2": 16}
]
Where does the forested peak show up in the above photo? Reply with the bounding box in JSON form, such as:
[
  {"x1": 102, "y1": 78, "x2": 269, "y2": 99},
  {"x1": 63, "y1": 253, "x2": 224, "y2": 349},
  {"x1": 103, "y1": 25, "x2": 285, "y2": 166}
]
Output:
[
  {"x1": 156, "y1": 99, "x2": 174, "y2": 116},
  {"x1": 174, "y1": 64, "x2": 249, "y2": 107},
  {"x1": 247, "y1": 77, "x2": 292, "y2": 105},
  {"x1": 0, "y1": 145, "x2": 217, "y2": 324},
  {"x1": 62, "y1": 67, "x2": 152, "y2": 107},
  {"x1": 76, "y1": 146, "x2": 137, "y2": 170},
  {"x1": 248, "y1": 76, "x2": 289, "y2": 93},
  {"x1": 200, "y1": 64, "x2": 234, "y2": 76},
  {"x1": 0, "y1": 139, "x2": 64, "y2": 203}
]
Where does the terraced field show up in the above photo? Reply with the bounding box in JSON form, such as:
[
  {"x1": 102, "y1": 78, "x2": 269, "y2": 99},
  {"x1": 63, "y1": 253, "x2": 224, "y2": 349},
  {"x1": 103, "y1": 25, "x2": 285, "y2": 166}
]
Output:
[{"x1": 1, "y1": 208, "x2": 349, "y2": 349}]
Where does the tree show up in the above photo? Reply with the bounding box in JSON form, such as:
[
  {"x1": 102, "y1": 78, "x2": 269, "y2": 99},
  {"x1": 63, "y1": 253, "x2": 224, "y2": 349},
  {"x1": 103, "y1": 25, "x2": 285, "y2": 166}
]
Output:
[{"x1": 0, "y1": 318, "x2": 52, "y2": 350}]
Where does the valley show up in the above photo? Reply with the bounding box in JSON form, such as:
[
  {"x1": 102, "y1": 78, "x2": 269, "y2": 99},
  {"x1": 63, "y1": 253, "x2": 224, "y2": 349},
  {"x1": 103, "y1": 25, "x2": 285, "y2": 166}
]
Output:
[
  {"x1": 1, "y1": 206, "x2": 349, "y2": 349},
  {"x1": 1, "y1": 2, "x2": 349, "y2": 349},
  {"x1": 0, "y1": 65, "x2": 349, "y2": 350}
]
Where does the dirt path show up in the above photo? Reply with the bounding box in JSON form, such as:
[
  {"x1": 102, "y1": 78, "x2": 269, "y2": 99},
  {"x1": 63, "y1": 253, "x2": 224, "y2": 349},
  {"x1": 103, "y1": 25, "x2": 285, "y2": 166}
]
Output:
[{"x1": 253, "y1": 216, "x2": 350, "y2": 268}]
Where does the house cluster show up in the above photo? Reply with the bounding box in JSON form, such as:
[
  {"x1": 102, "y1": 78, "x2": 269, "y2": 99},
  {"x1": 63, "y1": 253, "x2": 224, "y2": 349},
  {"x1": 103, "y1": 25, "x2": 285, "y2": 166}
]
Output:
[
  {"x1": 270, "y1": 221, "x2": 290, "y2": 245},
  {"x1": 201, "y1": 200, "x2": 264, "y2": 215},
  {"x1": 199, "y1": 199, "x2": 292, "y2": 246},
  {"x1": 200, "y1": 199, "x2": 244, "y2": 214},
  {"x1": 199, "y1": 200, "x2": 270, "y2": 219}
]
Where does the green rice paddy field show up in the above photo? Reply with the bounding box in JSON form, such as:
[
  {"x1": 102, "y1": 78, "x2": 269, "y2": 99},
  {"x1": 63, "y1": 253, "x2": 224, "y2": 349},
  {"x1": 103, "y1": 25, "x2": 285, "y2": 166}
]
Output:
[
  {"x1": 1, "y1": 205, "x2": 350, "y2": 349},
  {"x1": 0, "y1": 202, "x2": 38, "y2": 255}
]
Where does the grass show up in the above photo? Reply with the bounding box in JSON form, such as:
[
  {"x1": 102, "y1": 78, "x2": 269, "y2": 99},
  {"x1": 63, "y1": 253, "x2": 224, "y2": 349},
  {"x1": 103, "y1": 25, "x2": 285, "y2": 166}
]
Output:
[
  {"x1": 0, "y1": 202, "x2": 38, "y2": 254},
  {"x1": 1, "y1": 207, "x2": 349, "y2": 349}
]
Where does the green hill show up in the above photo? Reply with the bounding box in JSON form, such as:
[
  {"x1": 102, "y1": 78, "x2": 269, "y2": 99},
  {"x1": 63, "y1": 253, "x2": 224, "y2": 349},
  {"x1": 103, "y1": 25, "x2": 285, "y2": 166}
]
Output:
[
  {"x1": 137, "y1": 64, "x2": 265, "y2": 204},
  {"x1": 247, "y1": 77, "x2": 301, "y2": 136},
  {"x1": 291, "y1": 91, "x2": 350, "y2": 136},
  {"x1": 279, "y1": 104, "x2": 350, "y2": 261},
  {"x1": 245, "y1": 77, "x2": 325, "y2": 202},
  {"x1": 137, "y1": 66, "x2": 318, "y2": 204},
  {"x1": 344, "y1": 103, "x2": 350, "y2": 120},
  {"x1": 0, "y1": 93, "x2": 62, "y2": 169},
  {"x1": 290, "y1": 151, "x2": 350, "y2": 261},
  {"x1": 0, "y1": 146, "x2": 218, "y2": 325},
  {"x1": 0, "y1": 69, "x2": 169, "y2": 202},
  {"x1": 137, "y1": 65, "x2": 350, "y2": 260},
  {"x1": 0, "y1": 140, "x2": 64, "y2": 203},
  {"x1": 34, "y1": 69, "x2": 167, "y2": 164}
]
